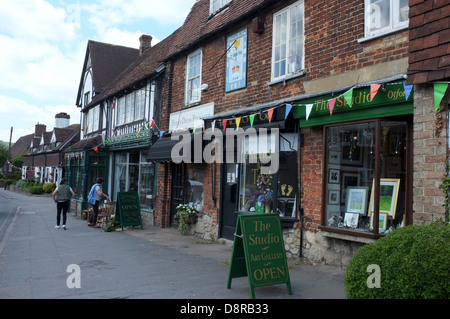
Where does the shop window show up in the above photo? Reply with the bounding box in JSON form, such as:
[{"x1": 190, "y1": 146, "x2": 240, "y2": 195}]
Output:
[
  {"x1": 139, "y1": 153, "x2": 156, "y2": 211},
  {"x1": 185, "y1": 164, "x2": 204, "y2": 212},
  {"x1": 324, "y1": 120, "x2": 408, "y2": 235},
  {"x1": 238, "y1": 131, "x2": 298, "y2": 218},
  {"x1": 364, "y1": 0, "x2": 409, "y2": 38}
]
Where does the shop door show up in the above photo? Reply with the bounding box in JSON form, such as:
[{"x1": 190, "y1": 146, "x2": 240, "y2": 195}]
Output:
[
  {"x1": 219, "y1": 163, "x2": 239, "y2": 240},
  {"x1": 170, "y1": 163, "x2": 185, "y2": 227}
]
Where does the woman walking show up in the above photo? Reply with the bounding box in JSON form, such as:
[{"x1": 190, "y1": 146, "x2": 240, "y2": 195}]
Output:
[
  {"x1": 88, "y1": 177, "x2": 109, "y2": 228},
  {"x1": 52, "y1": 178, "x2": 75, "y2": 230}
]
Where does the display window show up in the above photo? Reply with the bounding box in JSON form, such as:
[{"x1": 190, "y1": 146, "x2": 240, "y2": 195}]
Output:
[
  {"x1": 323, "y1": 119, "x2": 409, "y2": 235},
  {"x1": 237, "y1": 131, "x2": 298, "y2": 219}
]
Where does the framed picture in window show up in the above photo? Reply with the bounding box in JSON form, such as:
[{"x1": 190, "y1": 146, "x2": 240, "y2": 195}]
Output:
[
  {"x1": 345, "y1": 186, "x2": 369, "y2": 215},
  {"x1": 370, "y1": 212, "x2": 388, "y2": 231},
  {"x1": 344, "y1": 212, "x2": 359, "y2": 228},
  {"x1": 328, "y1": 169, "x2": 340, "y2": 184},
  {"x1": 368, "y1": 178, "x2": 400, "y2": 218},
  {"x1": 328, "y1": 190, "x2": 340, "y2": 205}
]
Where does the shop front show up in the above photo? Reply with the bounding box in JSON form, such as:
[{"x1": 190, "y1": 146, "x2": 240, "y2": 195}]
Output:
[
  {"x1": 203, "y1": 104, "x2": 299, "y2": 242},
  {"x1": 292, "y1": 80, "x2": 414, "y2": 266},
  {"x1": 106, "y1": 128, "x2": 157, "y2": 226}
]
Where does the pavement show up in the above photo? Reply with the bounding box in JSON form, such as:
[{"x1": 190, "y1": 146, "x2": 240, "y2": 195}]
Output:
[{"x1": 0, "y1": 188, "x2": 346, "y2": 300}]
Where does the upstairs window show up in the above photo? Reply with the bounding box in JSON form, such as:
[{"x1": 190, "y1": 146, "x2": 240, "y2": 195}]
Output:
[
  {"x1": 365, "y1": 0, "x2": 409, "y2": 38},
  {"x1": 210, "y1": 0, "x2": 232, "y2": 15},
  {"x1": 185, "y1": 49, "x2": 202, "y2": 105},
  {"x1": 272, "y1": 1, "x2": 304, "y2": 81}
]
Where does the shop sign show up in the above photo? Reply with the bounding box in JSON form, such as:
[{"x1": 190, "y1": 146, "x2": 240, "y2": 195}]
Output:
[
  {"x1": 169, "y1": 103, "x2": 215, "y2": 131},
  {"x1": 107, "y1": 129, "x2": 152, "y2": 145},
  {"x1": 227, "y1": 213, "x2": 292, "y2": 299},
  {"x1": 293, "y1": 83, "x2": 414, "y2": 127},
  {"x1": 226, "y1": 28, "x2": 248, "y2": 92},
  {"x1": 116, "y1": 191, "x2": 143, "y2": 231}
]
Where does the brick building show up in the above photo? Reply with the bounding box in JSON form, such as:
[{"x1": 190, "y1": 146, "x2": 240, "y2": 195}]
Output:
[{"x1": 70, "y1": 0, "x2": 449, "y2": 268}]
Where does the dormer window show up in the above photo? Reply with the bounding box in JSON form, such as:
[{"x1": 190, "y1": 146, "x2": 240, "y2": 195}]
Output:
[{"x1": 210, "y1": 0, "x2": 232, "y2": 16}]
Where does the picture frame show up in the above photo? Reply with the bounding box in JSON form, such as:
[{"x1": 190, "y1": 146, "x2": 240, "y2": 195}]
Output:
[
  {"x1": 344, "y1": 212, "x2": 359, "y2": 228},
  {"x1": 345, "y1": 186, "x2": 369, "y2": 215},
  {"x1": 368, "y1": 178, "x2": 400, "y2": 218},
  {"x1": 340, "y1": 171, "x2": 361, "y2": 203},
  {"x1": 328, "y1": 169, "x2": 340, "y2": 184},
  {"x1": 328, "y1": 190, "x2": 340, "y2": 205},
  {"x1": 370, "y1": 212, "x2": 388, "y2": 231}
]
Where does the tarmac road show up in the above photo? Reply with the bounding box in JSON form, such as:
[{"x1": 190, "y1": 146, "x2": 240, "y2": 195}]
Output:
[{"x1": 0, "y1": 188, "x2": 345, "y2": 300}]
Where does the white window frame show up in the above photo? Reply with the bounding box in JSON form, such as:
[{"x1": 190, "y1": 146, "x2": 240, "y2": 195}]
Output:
[
  {"x1": 271, "y1": 1, "x2": 305, "y2": 82},
  {"x1": 185, "y1": 49, "x2": 202, "y2": 105},
  {"x1": 85, "y1": 105, "x2": 99, "y2": 134},
  {"x1": 210, "y1": 0, "x2": 232, "y2": 15},
  {"x1": 364, "y1": 0, "x2": 409, "y2": 38}
]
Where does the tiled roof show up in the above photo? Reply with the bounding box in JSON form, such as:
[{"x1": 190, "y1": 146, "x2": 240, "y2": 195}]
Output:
[
  {"x1": 165, "y1": 0, "x2": 272, "y2": 59},
  {"x1": 65, "y1": 134, "x2": 105, "y2": 153},
  {"x1": 76, "y1": 40, "x2": 139, "y2": 106},
  {"x1": 406, "y1": 0, "x2": 450, "y2": 84}
]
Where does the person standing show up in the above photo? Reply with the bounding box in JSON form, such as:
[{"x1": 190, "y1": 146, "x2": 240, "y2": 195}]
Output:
[
  {"x1": 88, "y1": 177, "x2": 110, "y2": 228},
  {"x1": 52, "y1": 178, "x2": 75, "y2": 230}
]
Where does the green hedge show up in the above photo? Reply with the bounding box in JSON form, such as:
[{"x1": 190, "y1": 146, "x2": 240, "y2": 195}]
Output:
[
  {"x1": 43, "y1": 182, "x2": 56, "y2": 193},
  {"x1": 345, "y1": 225, "x2": 449, "y2": 299},
  {"x1": 29, "y1": 186, "x2": 44, "y2": 194}
]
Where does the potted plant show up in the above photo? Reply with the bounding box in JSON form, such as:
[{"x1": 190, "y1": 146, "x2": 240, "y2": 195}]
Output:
[
  {"x1": 173, "y1": 204, "x2": 198, "y2": 235},
  {"x1": 249, "y1": 174, "x2": 274, "y2": 213}
]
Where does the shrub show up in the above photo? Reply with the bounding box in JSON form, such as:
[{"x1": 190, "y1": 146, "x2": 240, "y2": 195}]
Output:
[
  {"x1": 15, "y1": 179, "x2": 28, "y2": 188},
  {"x1": 43, "y1": 182, "x2": 56, "y2": 193},
  {"x1": 29, "y1": 186, "x2": 44, "y2": 194},
  {"x1": 345, "y1": 225, "x2": 449, "y2": 299}
]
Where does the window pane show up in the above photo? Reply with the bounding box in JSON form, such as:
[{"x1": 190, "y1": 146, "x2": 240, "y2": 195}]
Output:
[
  {"x1": 368, "y1": 0, "x2": 391, "y2": 32},
  {"x1": 398, "y1": 0, "x2": 409, "y2": 23},
  {"x1": 325, "y1": 123, "x2": 376, "y2": 232},
  {"x1": 185, "y1": 164, "x2": 204, "y2": 212}
]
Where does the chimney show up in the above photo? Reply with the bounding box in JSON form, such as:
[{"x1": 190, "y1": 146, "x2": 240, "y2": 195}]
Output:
[
  {"x1": 55, "y1": 112, "x2": 70, "y2": 128},
  {"x1": 139, "y1": 34, "x2": 153, "y2": 56},
  {"x1": 35, "y1": 123, "x2": 46, "y2": 138}
]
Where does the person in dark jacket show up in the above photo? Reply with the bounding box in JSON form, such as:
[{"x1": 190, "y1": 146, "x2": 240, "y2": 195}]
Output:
[{"x1": 52, "y1": 178, "x2": 75, "y2": 230}]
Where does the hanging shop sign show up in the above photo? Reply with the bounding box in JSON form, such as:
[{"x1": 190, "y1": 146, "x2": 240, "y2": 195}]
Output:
[
  {"x1": 107, "y1": 128, "x2": 152, "y2": 145},
  {"x1": 116, "y1": 191, "x2": 143, "y2": 230},
  {"x1": 293, "y1": 82, "x2": 414, "y2": 127},
  {"x1": 226, "y1": 28, "x2": 248, "y2": 92},
  {"x1": 227, "y1": 213, "x2": 292, "y2": 299}
]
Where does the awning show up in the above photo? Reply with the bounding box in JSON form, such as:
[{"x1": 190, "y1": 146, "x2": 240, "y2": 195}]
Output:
[{"x1": 146, "y1": 132, "x2": 204, "y2": 163}]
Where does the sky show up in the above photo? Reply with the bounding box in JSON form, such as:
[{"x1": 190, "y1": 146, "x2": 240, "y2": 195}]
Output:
[{"x1": 0, "y1": 0, "x2": 197, "y2": 143}]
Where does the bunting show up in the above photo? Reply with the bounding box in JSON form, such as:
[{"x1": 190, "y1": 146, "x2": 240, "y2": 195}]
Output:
[
  {"x1": 370, "y1": 84, "x2": 381, "y2": 100},
  {"x1": 223, "y1": 119, "x2": 228, "y2": 131},
  {"x1": 305, "y1": 104, "x2": 313, "y2": 120},
  {"x1": 434, "y1": 82, "x2": 449, "y2": 111},
  {"x1": 343, "y1": 89, "x2": 353, "y2": 108},
  {"x1": 249, "y1": 114, "x2": 255, "y2": 127},
  {"x1": 284, "y1": 104, "x2": 293, "y2": 119},
  {"x1": 328, "y1": 98, "x2": 336, "y2": 116},
  {"x1": 403, "y1": 83, "x2": 413, "y2": 101},
  {"x1": 236, "y1": 117, "x2": 241, "y2": 129},
  {"x1": 267, "y1": 108, "x2": 274, "y2": 123}
]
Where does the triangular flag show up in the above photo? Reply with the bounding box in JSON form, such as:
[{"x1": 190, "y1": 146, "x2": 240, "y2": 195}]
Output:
[
  {"x1": 343, "y1": 89, "x2": 353, "y2": 108},
  {"x1": 328, "y1": 98, "x2": 336, "y2": 116},
  {"x1": 223, "y1": 119, "x2": 227, "y2": 131},
  {"x1": 370, "y1": 84, "x2": 381, "y2": 101},
  {"x1": 93, "y1": 146, "x2": 98, "y2": 154},
  {"x1": 236, "y1": 117, "x2": 241, "y2": 129},
  {"x1": 403, "y1": 83, "x2": 413, "y2": 101},
  {"x1": 192, "y1": 126, "x2": 196, "y2": 133},
  {"x1": 249, "y1": 114, "x2": 255, "y2": 127},
  {"x1": 267, "y1": 108, "x2": 274, "y2": 123},
  {"x1": 212, "y1": 120, "x2": 216, "y2": 132},
  {"x1": 159, "y1": 131, "x2": 165, "y2": 138},
  {"x1": 150, "y1": 119, "x2": 155, "y2": 128},
  {"x1": 284, "y1": 104, "x2": 293, "y2": 119},
  {"x1": 305, "y1": 104, "x2": 313, "y2": 120},
  {"x1": 434, "y1": 82, "x2": 448, "y2": 111}
]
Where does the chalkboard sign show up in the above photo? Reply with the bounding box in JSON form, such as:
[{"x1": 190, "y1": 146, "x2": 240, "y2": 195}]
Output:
[
  {"x1": 116, "y1": 191, "x2": 143, "y2": 230},
  {"x1": 227, "y1": 213, "x2": 292, "y2": 299}
]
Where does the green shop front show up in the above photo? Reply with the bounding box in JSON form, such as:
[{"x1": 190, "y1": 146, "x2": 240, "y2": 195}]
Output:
[
  {"x1": 106, "y1": 128, "x2": 157, "y2": 226},
  {"x1": 292, "y1": 80, "x2": 414, "y2": 265},
  {"x1": 64, "y1": 135, "x2": 109, "y2": 216}
]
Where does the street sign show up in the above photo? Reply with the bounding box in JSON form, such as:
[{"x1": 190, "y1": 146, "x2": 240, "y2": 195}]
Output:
[
  {"x1": 116, "y1": 191, "x2": 143, "y2": 231},
  {"x1": 227, "y1": 213, "x2": 292, "y2": 298}
]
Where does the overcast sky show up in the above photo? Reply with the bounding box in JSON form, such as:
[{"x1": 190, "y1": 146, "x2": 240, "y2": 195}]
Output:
[{"x1": 0, "y1": 0, "x2": 196, "y2": 143}]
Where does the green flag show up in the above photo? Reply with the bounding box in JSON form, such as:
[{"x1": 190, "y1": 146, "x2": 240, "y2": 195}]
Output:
[
  {"x1": 343, "y1": 89, "x2": 353, "y2": 108},
  {"x1": 434, "y1": 82, "x2": 448, "y2": 111},
  {"x1": 249, "y1": 114, "x2": 255, "y2": 127}
]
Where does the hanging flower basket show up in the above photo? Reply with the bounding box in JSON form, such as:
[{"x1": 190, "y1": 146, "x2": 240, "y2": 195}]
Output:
[{"x1": 174, "y1": 204, "x2": 198, "y2": 235}]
